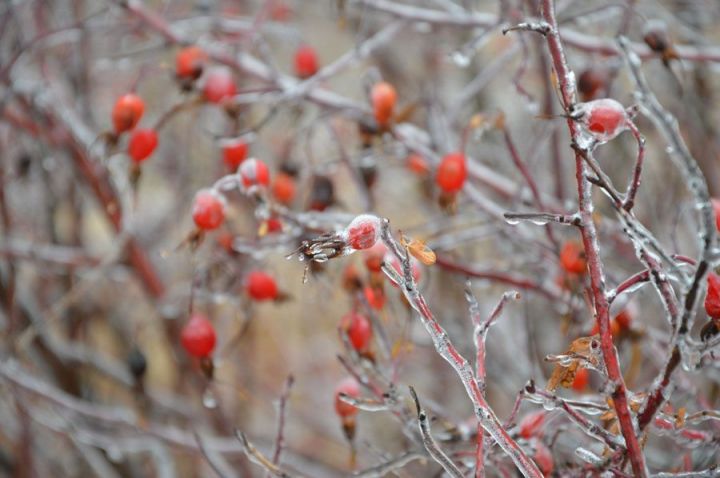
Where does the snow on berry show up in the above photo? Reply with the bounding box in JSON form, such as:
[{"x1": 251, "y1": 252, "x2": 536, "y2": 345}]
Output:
[
  {"x1": 203, "y1": 69, "x2": 237, "y2": 104},
  {"x1": 239, "y1": 158, "x2": 271, "y2": 189},
  {"x1": 570, "y1": 98, "x2": 628, "y2": 143},
  {"x1": 344, "y1": 214, "x2": 381, "y2": 251},
  {"x1": 192, "y1": 189, "x2": 226, "y2": 230}
]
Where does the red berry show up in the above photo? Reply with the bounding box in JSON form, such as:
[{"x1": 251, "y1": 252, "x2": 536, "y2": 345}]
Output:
[
  {"x1": 203, "y1": 69, "x2": 237, "y2": 104},
  {"x1": 436, "y1": 152, "x2": 467, "y2": 193},
  {"x1": 176, "y1": 46, "x2": 207, "y2": 80},
  {"x1": 334, "y1": 377, "x2": 360, "y2": 418},
  {"x1": 407, "y1": 153, "x2": 429, "y2": 175},
  {"x1": 519, "y1": 411, "x2": 546, "y2": 439},
  {"x1": 371, "y1": 82, "x2": 397, "y2": 127},
  {"x1": 363, "y1": 242, "x2": 387, "y2": 273},
  {"x1": 341, "y1": 311, "x2": 373, "y2": 352},
  {"x1": 577, "y1": 69, "x2": 606, "y2": 102},
  {"x1": 294, "y1": 45, "x2": 319, "y2": 79},
  {"x1": 128, "y1": 128, "x2": 158, "y2": 163},
  {"x1": 712, "y1": 198, "x2": 720, "y2": 231},
  {"x1": 614, "y1": 309, "x2": 633, "y2": 330},
  {"x1": 246, "y1": 270, "x2": 278, "y2": 301},
  {"x1": 531, "y1": 439, "x2": 554, "y2": 477},
  {"x1": 344, "y1": 214, "x2": 381, "y2": 251},
  {"x1": 272, "y1": 173, "x2": 296, "y2": 204},
  {"x1": 112, "y1": 94, "x2": 145, "y2": 134},
  {"x1": 192, "y1": 189, "x2": 226, "y2": 230},
  {"x1": 571, "y1": 367, "x2": 589, "y2": 392},
  {"x1": 705, "y1": 272, "x2": 720, "y2": 320},
  {"x1": 572, "y1": 98, "x2": 627, "y2": 143},
  {"x1": 239, "y1": 158, "x2": 271, "y2": 189},
  {"x1": 265, "y1": 217, "x2": 283, "y2": 233},
  {"x1": 269, "y1": 0, "x2": 292, "y2": 21},
  {"x1": 363, "y1": 286, "x2": 385, "y2": 310},
  {"x1": 221, "y1": 139, "x2": 249, "y2": 171},
  {"x1": 560, "y1": 241, "x2": 586, "y2": 275},
  {"x1": 181, "y1": 314, "x2": 216, "y2": 357}
]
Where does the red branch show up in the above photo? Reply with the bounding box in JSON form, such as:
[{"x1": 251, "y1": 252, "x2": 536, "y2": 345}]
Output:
[{"x1": 539, "y1": 1, "x2": 648, "y2": 476}]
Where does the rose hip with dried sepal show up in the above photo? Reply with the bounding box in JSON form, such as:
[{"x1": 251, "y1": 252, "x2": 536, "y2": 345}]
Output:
[
  {"x1": 436, "y1": 152, "x2": 467, "y2": 193},
  {"x1": 308, "y1": 175, "x2": 335, "y2": 211},
  {"x1": 176, "y1": 46, "x2": 207, "y2": 84},
  {"x1": 569, "y1": 98, "x2": 629, "y2": 144},
  {"x1": 246, "y1": 270, "x2": 279, "y2": 301},
  {"x1": 371, "y1": 81, "x2": 396, "y2": 128},
  {"x1": 701, "y1": 273, "x2": 720, "y2": 340},
  {"x1": 340, "y1": 311, "x2": 373, "y2": 353},
  {"x1": 363, "y1": 285, "x2": 385, "y2": 310},
  {"x1": 343, "y1": 214, "x2": 381, "y2": 251},
  {"x1": 238, "y1": 158, "x2": 270, "y2": 190},
  {"x1": 192, "y1": 189, "x2": 226, "y2": 230},
  {"x1": 334, "y1": 377, "x2": 360, "y2": 440},
  {"x1": 181, "y1": 313, "x2": 217, "y2": 358},
  {"x1": 128, "y1": 128, "x2": 158, "y2": 163},
  {"x1": 112, "y1": 93, "x2": 145, "y2": 134}
]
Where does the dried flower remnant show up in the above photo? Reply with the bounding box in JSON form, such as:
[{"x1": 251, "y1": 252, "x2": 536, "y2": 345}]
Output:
[{"x1": 546, "y1": 336, "x2": 603, "y2": 391}]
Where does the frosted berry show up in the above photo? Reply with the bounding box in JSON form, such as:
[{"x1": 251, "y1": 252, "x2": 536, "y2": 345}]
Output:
[
  {"x1": 239, "y1": 158, "x2": 270, "y2": 189},
  {"x1": 246, "y1": 270, "x2": 278, "y2": 301},
  {"x1": 341, "y1": 311, "x2": 373, "y2": 352},
  {"x1": 570, "y1": 98, "x2": 628, "y2": 143},
  {"x1": 344, "y1": 214, "x2": 381, "y2": 250},
  {"x1": 334, "y1": 377, "x2": 360, "y2": 418},
  {"x1": 560, "y1": 241, "x2": 586, "y2": 275},
  {"x1": 436, "y1": 152, "x2": 467, "y2": 193},
  {"x1": 192, "y1": 189, "x2": 226, "y2": 230},
  {"x1": 203, "y1": 69, "x2": 237, "y2": 104},
  {"x1": 294, "y1": 45, "x2": 319, "y2": 79},
  {"x1": 112, "y1": 94, "x2": 144, "y2": 134},
  {"x1": 272, "y1": 173, "x2": 296, "y2": 204},
  {"x1": 128, "y1": 128, "x2": 158, "y2": 163},
  {"x1": 371, "y1": 82, "x2": 397, "y2": 127},
  {"x1": 181, "y1": 314, "x2": 216, "y2": 358},
  {"x1": 705, "y1": 272, "x2": 720, "y2": 320},
  {"x1": 176, "y1": 46, "x2": 207, "y2": 81},
  {"x1": 221, "y1": 139, "x2": 249, "y2": 171}
]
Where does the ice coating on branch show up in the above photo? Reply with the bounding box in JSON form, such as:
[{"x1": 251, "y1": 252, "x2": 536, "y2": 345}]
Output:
[{"x1": 575, "y1": 447, "x2": 604, "y2": 465}]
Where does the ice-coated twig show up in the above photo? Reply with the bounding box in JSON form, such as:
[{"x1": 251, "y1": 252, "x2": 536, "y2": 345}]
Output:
[
  {"x1": 502, "y1": 21, "x2": 553, "y2": 36},
  {"x1": 618, "y1": 36, "x2": 717, "y2": 433},
  {"x1": 652, "y1": 468, "x2": 719, "y2": 478},
  {"x1": 235, "y1": 431, "x2": 300, "y2": 478},
  {"x1": 337, "y1": 392, "x2": 397, "y2": 412},
  {"x1": 351, "y1": 451, "x2": 424, "y2": 477},
  {"x1": 378, "y1": 220, "x2": 543, "y2": 477},
  {"x1": 621, "y1": 121, "x2": 646, "y2": 211},
  {"x1": 194, "y1": 432, "x2": 237, "y2": 478},
  {"x1": 466, "y1": 286, "x2": 519, "y2": 478},
  {"x1": 270, "y1": 375, "x2": 295, "y2": 468},
  {"x1": 503, "y1": 212, "x2": 581, "y2": 227},
  {"x1": 539, "y1": 2, "x2": 647, "y2": 475},
  {"x1": 408, "y1": 386, "x2": 464, "y2": 478}
]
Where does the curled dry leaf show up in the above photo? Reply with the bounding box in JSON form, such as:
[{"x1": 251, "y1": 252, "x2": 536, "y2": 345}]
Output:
[
  {"x1": 400, "y1": 235, "x2": 436, "y2": 265},
  {"x1": 546, "y1": 335, "x2": 602, "y2": 391}
]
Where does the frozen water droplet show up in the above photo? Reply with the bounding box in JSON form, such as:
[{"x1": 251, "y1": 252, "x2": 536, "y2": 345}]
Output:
[
  {"x1": 505, "y1": 218, "x2": 520, "y2": 226},
  {"x1": 202, "y1": 389, "x2": 218, "y2": 409},
  {"x1": 107, "y1": 445, "x2": 124, "y2": 463},
  {"x1": 542, "y1": 397, "x2": 556, "y2": 411},
  {"x1": 450, "y1": 51, "x2": 471, "y2": 68},
  {"x1": 530, "y1": 218, "x2": 549, "y2": 226},
  {"x1": 575, "y1": 447, "x2": 603, "y2": 464}
]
